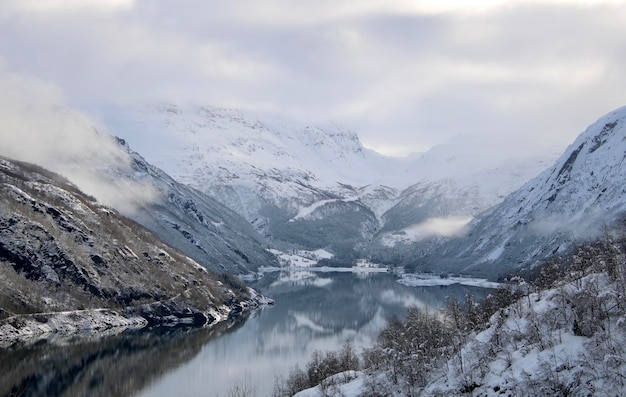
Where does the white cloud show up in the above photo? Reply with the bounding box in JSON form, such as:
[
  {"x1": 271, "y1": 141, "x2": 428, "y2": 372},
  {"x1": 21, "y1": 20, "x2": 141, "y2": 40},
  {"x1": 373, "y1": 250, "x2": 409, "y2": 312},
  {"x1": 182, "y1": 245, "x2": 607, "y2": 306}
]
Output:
[
  {"x1": 0, "y1": 67, "x2": 158, "y2": 214},
  {"x1": 398, "y1": 0, "x2": 626, "y2": 14},
  {"x1": 383, "y1": 216, "x2": 473, "y2": 246}
]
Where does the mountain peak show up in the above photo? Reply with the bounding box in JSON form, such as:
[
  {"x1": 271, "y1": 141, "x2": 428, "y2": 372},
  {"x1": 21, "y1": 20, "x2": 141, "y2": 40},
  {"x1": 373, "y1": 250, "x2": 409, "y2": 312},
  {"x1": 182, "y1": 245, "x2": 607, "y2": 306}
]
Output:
[{"x1": 539, "y1": 105, "x2": 626, "y2": 211}]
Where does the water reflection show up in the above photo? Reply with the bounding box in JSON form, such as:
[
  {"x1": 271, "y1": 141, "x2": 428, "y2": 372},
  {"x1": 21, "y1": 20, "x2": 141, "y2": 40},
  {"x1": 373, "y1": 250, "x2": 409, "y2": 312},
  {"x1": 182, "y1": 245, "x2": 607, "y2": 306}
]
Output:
[
  {"x1": 0, "y1": 318, "x2": 248, "y2": 397},
  {"x1": 139, "y1": 271, "x2": 488, "y2": 397},
  {"x1": 1, "y1": 271, "x2": 490, "y2": 397}
]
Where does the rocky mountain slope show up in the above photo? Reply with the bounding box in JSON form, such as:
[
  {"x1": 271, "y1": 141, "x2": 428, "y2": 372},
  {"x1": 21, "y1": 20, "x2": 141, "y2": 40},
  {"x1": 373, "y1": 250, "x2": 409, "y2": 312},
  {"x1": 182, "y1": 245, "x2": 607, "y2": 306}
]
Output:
[
  {"x1": 103, "y1": 105, "x2": 552, "y2": 260},
  {"x1": 112, "y1": 139, "x2": 279, "y2": 274},
  {"x1": 0, "y1": 157, "x2": 269, "y2": 344},
  {"x1": 415, "y1": 106, "x2": 626, "y2": 278}
]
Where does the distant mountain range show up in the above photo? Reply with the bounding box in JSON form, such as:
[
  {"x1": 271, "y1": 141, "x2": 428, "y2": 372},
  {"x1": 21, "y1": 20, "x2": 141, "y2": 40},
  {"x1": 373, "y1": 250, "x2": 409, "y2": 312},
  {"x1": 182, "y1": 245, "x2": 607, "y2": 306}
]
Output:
[
  {"x1": 3, "y1": 92, "x2": 624, "y2": 348},
  {"x1": 103, "y1": 104, "x2": 554, "y2": 263},
  {"x1": 3, "y1": 98, "x2": 621, "y2": 318}
]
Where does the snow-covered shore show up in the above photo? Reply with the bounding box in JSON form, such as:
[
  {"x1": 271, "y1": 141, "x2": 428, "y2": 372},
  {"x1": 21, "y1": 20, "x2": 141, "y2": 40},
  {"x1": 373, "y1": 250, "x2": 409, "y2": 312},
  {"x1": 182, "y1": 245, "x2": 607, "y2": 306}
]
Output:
[
  {"x1": 0, "y1": 309, "x2": 147, "y2": 347},
  {"x1": 0, "y1": 288, "x2": 273, "y2": 347},
  {"x1": 259, "y1": 265, "x2": 389, "y2": 274}
]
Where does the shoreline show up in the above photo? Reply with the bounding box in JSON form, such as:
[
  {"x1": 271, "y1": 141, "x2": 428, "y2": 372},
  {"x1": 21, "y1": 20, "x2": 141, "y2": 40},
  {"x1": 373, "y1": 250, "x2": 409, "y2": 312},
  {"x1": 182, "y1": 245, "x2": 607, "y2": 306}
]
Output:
[{"x1": 0, "y1": 290, "x2": 273, "y2": 348}]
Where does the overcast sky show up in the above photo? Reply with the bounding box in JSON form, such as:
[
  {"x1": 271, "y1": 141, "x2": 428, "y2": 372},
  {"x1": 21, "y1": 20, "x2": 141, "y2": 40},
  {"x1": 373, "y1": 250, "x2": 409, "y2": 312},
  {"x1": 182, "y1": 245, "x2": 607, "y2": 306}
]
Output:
[{"x1": 1, "y1": 0, "x2": 625, "y2": 156}]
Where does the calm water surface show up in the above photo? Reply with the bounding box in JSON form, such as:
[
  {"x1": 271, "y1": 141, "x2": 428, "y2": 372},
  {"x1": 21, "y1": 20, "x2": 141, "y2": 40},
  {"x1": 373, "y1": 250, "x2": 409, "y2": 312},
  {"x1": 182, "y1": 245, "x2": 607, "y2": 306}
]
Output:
[{"x1": 1, "y1": 271, "x2": 491, "y2": 397}]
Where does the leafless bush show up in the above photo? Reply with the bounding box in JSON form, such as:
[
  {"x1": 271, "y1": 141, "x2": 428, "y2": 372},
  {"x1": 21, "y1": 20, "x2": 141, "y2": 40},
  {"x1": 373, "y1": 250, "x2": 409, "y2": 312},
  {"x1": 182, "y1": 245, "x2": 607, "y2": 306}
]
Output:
[{"x1": 272, "y1": 341, "x2": 360, "y2": 397}]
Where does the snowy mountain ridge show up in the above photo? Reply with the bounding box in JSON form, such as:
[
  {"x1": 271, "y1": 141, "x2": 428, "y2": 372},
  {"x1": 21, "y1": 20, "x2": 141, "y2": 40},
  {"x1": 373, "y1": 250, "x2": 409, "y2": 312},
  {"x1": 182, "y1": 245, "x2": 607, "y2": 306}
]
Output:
[{"x1": 105, "y1": 104, "x2": 400, "y2": 191}]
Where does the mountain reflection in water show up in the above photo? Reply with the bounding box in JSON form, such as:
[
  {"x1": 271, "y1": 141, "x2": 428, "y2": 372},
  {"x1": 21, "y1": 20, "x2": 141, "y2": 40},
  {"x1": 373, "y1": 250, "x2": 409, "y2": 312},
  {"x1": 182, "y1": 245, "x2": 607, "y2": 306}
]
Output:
[
  {"x1": 1, "y1": 271, "x2": 491, "y2": 397},
  {"x1": 0, "y1": 318, "x2": 247, "y2": 397}
]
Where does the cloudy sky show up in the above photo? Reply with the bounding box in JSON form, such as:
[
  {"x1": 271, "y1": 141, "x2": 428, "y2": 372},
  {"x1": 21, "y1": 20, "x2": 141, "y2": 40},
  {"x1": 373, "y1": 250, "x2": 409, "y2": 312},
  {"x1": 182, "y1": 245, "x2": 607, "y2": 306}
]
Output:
[{"x1": 1, "y1": 0, "x2": 625, "y2": 156}]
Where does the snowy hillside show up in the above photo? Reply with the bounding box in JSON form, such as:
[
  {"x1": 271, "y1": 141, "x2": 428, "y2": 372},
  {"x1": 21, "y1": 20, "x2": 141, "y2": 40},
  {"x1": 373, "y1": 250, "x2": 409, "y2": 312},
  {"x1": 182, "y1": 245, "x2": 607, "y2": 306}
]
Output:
[
  {"x1": 103, "y1": 104, "x2": 553, "y2": 258},
  {"x1": 283, "y1": 235, "x2": 626, "y2": 397},
  {"x1": 419, "y1": 105, "x2": 626, "y2": 278}
]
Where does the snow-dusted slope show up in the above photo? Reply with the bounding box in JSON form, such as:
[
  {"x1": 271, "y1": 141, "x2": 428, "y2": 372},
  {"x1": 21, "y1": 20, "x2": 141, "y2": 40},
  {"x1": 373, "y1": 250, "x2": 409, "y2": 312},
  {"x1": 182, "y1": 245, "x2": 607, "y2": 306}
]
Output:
[
  {"x1": 103, "y1": 105, "x2": 553, "y2": 259},
  {"x1": 294, "y1": 242, "x2": 626, "y2": 397},
  {"x1": 422, "y1": 106, "x2": 626, "y2": 277},
  {"x1": 0, "y1": 157, "x2": 268, "y2": 344},
  {"x1": 104, "y1": 104, "x2": 407, "y2": 191}
]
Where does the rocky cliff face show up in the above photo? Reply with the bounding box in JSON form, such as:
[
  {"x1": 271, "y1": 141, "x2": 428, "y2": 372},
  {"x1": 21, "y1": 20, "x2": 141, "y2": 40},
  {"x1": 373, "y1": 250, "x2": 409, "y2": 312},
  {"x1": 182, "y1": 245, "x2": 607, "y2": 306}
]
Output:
[{"x1": 0, "y1": 157, "x2": 269, "y2": 344}]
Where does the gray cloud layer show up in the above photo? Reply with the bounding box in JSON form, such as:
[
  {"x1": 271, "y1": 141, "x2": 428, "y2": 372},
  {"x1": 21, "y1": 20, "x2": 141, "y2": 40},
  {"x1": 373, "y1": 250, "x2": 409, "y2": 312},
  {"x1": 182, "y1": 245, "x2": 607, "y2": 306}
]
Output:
[{"x1": 1, "y1": 1, "x2": 625, "y2": 156}]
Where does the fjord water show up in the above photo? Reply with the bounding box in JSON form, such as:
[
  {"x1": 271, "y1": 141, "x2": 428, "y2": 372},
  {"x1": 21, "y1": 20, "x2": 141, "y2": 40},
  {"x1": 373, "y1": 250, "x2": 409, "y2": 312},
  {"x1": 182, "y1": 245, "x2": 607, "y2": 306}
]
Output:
[
  {"x1": 1, "y1": 271, "x2": 490, "y2": 397},
  {"x1": 137, "y1": 271, "x2": 489, "y2": 397}
]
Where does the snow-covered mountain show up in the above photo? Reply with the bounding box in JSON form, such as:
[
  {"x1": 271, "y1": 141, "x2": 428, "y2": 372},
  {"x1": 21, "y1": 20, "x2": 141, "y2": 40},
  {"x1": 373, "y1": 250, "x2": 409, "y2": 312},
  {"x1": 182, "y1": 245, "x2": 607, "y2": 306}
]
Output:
[
  {"x1": 103, "y1": 104, "x2": 553, "y2": 260},
  {"x1": 104, "y1": 106, "x2": 406, "y2": 218},
  {"x1": 381, "y1": 154, "x2": 556, "y2": 235},
  {"x1": 104, "y1": 104, "x2": 407, "y2": 190},
  {"x1": 0, "y1": 104, "x2": 277, "y2": 274},
  {"x1": 417, "y1": 106, "x2": 626, "y2": 278}
]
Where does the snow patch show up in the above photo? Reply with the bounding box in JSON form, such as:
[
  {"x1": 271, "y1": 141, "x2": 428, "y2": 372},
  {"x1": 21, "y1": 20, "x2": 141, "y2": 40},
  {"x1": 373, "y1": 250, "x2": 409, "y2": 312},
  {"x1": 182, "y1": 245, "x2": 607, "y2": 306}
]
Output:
[{"x1": 0, "y1": 309, "x2": 147, "y2": 347}]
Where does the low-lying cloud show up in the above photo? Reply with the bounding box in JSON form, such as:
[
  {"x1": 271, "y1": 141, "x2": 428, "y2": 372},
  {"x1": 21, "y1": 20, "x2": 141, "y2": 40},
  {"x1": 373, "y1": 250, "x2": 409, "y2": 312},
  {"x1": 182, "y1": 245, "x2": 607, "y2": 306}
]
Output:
[
  {"x1": 529, "y1": 208, "x2": 614, "y2": 240},
  {"x1": 0, "y1": 68, "x2": 158, "y2": 215},
  {"x1": 383, "y1": 216, "x2": 473, "y2": 246},
  {"x1": 404, "y1": 216, "x2": 474, "y2": 239}
]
